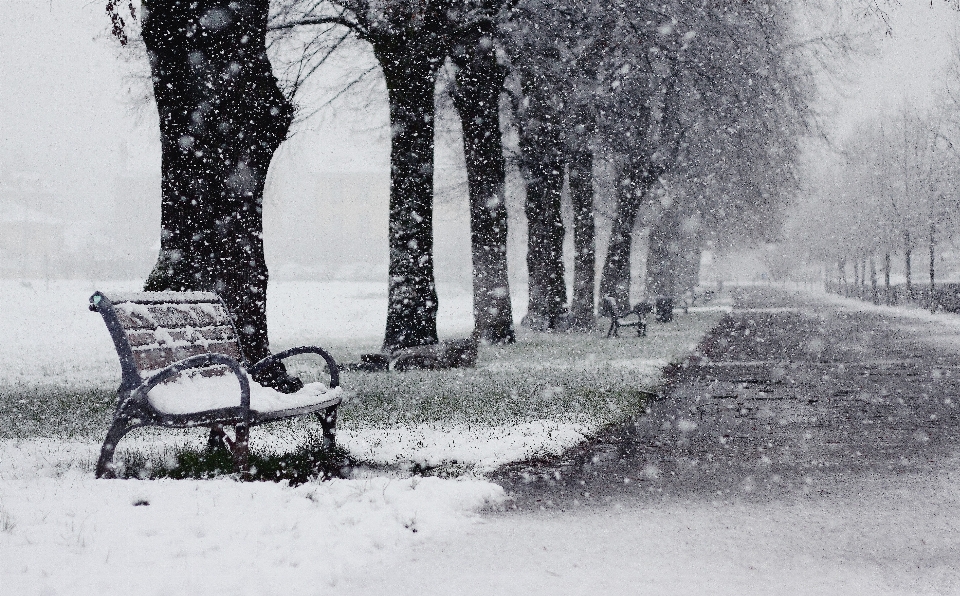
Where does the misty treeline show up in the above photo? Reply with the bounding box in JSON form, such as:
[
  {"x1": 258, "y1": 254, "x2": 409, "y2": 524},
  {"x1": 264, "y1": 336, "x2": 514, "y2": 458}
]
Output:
[
  {"x1": 269, "y1": 0, "x2": 826, "y2": 344},
  {"x1": 791, "y1": 66, "x2": 960, "y2": 308},
  {"x1": 113, "y1": 0, "x2": 831, "y2": 370}
]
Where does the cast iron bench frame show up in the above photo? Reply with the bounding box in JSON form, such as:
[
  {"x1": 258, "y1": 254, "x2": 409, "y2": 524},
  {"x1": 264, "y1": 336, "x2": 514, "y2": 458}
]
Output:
[
  {"x1": 90, "y1": 290, "x2": 341, "y2": 479},
  {"x1": 600, "y1": 295, "x2": 652, "y2": 337}
]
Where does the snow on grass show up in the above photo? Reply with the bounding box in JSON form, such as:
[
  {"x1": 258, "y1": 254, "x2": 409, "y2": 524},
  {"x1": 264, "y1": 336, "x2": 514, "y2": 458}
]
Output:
[
  {"x1": 0, "y1": 279, "x2": 724, "y2": 473},
  {"x1": 339, "y1": 420, "x2": 594, "y2": 473},
  {"x1": 0, "y1": 280, "x2": 726, "y2": 595},
  {"x1": 0, "y1": 441, "x2": 505, "y2": 596}
]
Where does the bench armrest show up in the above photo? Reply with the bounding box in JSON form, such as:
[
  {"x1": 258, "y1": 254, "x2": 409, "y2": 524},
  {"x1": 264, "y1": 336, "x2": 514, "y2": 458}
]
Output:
[
  {"x1": 249, "y1": 346, "x2": 340, "y2": 389},
  {"x1": 127, "y1": 353, "x2": 251, "y2": 417}
]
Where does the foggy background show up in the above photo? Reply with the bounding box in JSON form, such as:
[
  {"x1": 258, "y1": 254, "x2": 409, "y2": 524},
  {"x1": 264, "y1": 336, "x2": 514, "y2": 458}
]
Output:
[{"x1": 2, "y1": 0, "x2": 958, "y2": 294}]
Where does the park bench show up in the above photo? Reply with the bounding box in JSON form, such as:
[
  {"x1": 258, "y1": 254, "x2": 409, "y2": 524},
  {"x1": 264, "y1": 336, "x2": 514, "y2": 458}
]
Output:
[
  {"x1": 89, "y1": 291, "x2": 342, "y2": 479},
  {"x1": 600, "y1": 295, "x2": 653, "y2": 337}
]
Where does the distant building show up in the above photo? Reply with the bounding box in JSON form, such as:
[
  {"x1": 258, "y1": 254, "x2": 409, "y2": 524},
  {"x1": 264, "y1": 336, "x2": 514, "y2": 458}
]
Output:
[{"x1": 0, "y1": 169, "x2": 65, "y2": 279}]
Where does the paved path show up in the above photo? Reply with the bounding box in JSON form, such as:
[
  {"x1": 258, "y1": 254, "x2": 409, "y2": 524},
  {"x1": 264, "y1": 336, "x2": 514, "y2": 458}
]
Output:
[
  {"x1": 492, "y1": 287, "x2": 960, "y2": 507},
  {"x1": 342, "y1": 288, "x2": 960, "y2": 595}
]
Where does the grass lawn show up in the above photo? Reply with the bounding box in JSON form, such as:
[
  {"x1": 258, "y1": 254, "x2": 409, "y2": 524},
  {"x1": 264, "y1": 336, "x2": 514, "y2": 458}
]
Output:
[{"x1": 0, "y1": 280, "x2": 727, "y2": 476}]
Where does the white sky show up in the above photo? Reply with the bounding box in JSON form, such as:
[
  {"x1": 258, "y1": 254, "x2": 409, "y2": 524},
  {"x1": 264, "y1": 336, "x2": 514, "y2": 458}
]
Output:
[
  {"x1": 830, "y1": 1, "x2": 960, "y2": 135},
  {"x1": 1, "y1": 0, "x2": 959, "y2": 217}
]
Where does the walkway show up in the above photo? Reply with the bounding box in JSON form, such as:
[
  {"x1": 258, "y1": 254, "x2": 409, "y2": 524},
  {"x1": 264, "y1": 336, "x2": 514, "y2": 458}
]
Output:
[{"x1": 493, "y1": 287, "x2": 960, "y2": 506}]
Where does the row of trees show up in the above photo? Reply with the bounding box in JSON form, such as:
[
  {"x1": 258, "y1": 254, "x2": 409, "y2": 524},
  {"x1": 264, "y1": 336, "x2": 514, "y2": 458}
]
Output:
[
  {"x1": 267, "y1": 0, "x2": 814, "y2": 338},
  {"x1": 792, "y1": 90, "x2": 960, "y2": 302},
  {"x1": 116, "y1": 0, "x2": 821, "y2": 382}
]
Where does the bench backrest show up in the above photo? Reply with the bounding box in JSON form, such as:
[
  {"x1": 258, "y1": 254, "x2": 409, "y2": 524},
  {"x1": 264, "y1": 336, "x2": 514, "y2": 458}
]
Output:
[
  {"x1": 90, "y1": 291, "x2": 242, "y2": 392},
  {"x1": 600, "y1": 295, "x2": 620, "y2": 318}
]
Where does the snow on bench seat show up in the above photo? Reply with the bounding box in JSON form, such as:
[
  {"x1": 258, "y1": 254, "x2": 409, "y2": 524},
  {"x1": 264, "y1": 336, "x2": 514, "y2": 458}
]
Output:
[{"x1": 147, "y1": 374, "x2": 343, "y2": 416}]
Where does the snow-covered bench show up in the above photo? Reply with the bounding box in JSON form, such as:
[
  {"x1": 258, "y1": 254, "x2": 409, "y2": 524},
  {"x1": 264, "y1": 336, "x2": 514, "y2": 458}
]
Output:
[{"x1": 89, "y1": 291, "x2": 342, "y2": 479}]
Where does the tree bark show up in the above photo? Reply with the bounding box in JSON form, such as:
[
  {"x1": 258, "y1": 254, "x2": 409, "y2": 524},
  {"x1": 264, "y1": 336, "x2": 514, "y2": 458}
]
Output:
[
  {"x1": 568, "y1": 149, "x2": 595, "y2": 329},
  {"x1": 869, "y1": 256, "x2": 878, "y2": 305},
  {"x1": 451, "y1": 46, "x2": 514, "y2": 344},
  {"x1": 645, "y1": 205, "x2": 681, "y2": 322},
  {"x1": 598, "y1": 163, "x2": 645, "y2": 311},
  {"x1": 374, "y1": 47, "x2": 443, "y2": 351},
  {"x1": 517, "y1": 82, "x2": 567, "y2": 330},
  {"x1": 142, "y1": 0, "x2": 292, "y2": 370}
]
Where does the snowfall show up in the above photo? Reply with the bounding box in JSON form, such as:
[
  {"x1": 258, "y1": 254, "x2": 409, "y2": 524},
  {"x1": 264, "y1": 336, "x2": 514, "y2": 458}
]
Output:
[{"x1": 2, "y1": 280, "x2": 959, "y2": 595}]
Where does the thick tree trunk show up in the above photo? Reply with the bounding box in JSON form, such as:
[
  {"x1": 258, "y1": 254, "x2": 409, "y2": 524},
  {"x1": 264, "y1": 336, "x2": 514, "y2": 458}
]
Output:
[
  {"x1": 869, "y1": 256, "x2": 878, "y2": 304},
  {"x1": 645, "y1": 205, "x2": 681, "y2": 322},
  {"x1": 568, "y1": 149, "x2": 596, "y2": 329},
  {"x1": 375, "y1": 50, "x2": 443, "y2": 351},
  {"x1": 517, "y1": 80, "x2": 566, "y2": 330},
  {"x1": 451, "y1": 48, "x2": 514, "y2": 344},
  {"x1": 523, "y1": 149, "x2": 566, "y2": 328},
  {"x1": 142, "y1": 0, "x2": 292, "y2": 373},
  {"x1": 598, "y1": 164, "x2": 645, "y2": 311}
]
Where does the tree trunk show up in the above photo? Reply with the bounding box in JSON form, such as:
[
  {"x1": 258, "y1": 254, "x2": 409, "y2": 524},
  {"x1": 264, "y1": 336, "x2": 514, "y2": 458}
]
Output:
[
  {"x1": 568, "y1": 149, "x2": 596, "y2": 329},
  {"x1": 929, "y1": 221, "x2": 936, "y2": 312},
  {"x1": 645, "y1": 205, "x2": 681, "y2": 322},
  {"x1": 142, "y1": 0, "x2": 292, "y2": 372},
  {"x1": 884, "y1": 252, "x2": 891, "y2": 305},
  {"x1": 905, "y1": 230, "x2": 912, "y2": 299},
  {"x1": 598, "y1": 163, "x2": 644, "y2": 311},
  {"x1": 838, "y1": 258, "x2": 847, "y2": 295},
  {"x1": 375, "y1": 49, "x2": 443, "y2": 351},
  {"x1": 853, "y1": 260, "x2": 860, "y2": 295},
  {"x1": 451, "y1": 48, "x2": 514, "y2": 344},
  {"x1": 869, "y1": 256, "x2": 878, "y2": 304},
  {"x1": 523, "y1": 149, "x2": 566, "y2": 328},
  {"x1": 678, "y1": 240, "x2": 702, "y2": 297},
  {"x1": 517, "y1": 82, "x2": 566, "y2": 330}
]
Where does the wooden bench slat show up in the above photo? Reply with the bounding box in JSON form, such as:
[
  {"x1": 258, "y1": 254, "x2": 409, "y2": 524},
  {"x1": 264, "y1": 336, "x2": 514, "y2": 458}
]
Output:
[
  {"x1": 132, "y1": 342, "x2": 243, "y2": 373},
  {"x1": 126, "y1": 325, "x2": 237, "y2": 348}
]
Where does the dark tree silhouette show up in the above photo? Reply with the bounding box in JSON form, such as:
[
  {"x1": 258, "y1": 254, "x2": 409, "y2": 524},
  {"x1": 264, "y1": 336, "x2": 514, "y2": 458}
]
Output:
[
  {"x1": 451, "y1": 30, "x2": 516, "y2": 343},
  {"x1": 140, "y1": 0, "x2": 299, "y2": 389}
]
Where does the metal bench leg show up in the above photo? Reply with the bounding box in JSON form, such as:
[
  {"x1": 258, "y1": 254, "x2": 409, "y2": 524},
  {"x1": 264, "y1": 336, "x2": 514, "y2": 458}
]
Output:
[
  {"x1": 318, "y1": 406, "x2": 338, "y2": 451},
  {"x1": 233, "y1": 423, "x2": 250, "y2": 477},
  {"x1": 96, "y1": 415, "x2": 134, "y2": 479},
  {"x1": 208, "y1": 424, "x2": 234, "y2": 451}
]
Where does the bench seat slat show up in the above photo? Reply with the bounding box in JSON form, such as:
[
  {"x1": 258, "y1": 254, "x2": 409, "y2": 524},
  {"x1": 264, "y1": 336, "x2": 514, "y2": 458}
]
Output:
[{"x1": 106, "y1": 291, "x2": 222, "y2": 304}]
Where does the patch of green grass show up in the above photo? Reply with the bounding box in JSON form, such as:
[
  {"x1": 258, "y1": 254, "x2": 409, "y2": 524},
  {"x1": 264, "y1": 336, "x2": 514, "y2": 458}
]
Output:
[
  {"x1": 0, "y1": 385, "x2": 114, "y2": 439},
  {"x1": 116, "y1": 430, "x2": 352, "y2": 485},
  {"x1": 314, "y1": 311, "x2": 721, "y2": 429}
]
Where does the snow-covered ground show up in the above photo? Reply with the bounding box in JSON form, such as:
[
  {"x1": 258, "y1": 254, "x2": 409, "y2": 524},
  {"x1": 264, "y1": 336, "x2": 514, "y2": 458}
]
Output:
[
  {"x1": 0, "y1": 439, "x2": 505, "y2": 595},
  {"x1": 337, "y1": 470, "x2": 960, "y2": 596},
  {"x1": 0, "y1": 279, "x2": 722, "y2": 594},
  {"x1": 0, "y1": 279, "x2": 475, "y2": 390}
]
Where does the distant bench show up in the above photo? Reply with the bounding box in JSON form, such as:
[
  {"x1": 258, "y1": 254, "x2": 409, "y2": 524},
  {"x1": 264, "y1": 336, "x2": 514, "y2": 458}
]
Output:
[
  {"x1": 600, "y1": 296, "x2": 653, "y2": 337},
  {"x1": 89, "y1": 291, "x2": 342, "y2": 478}
]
